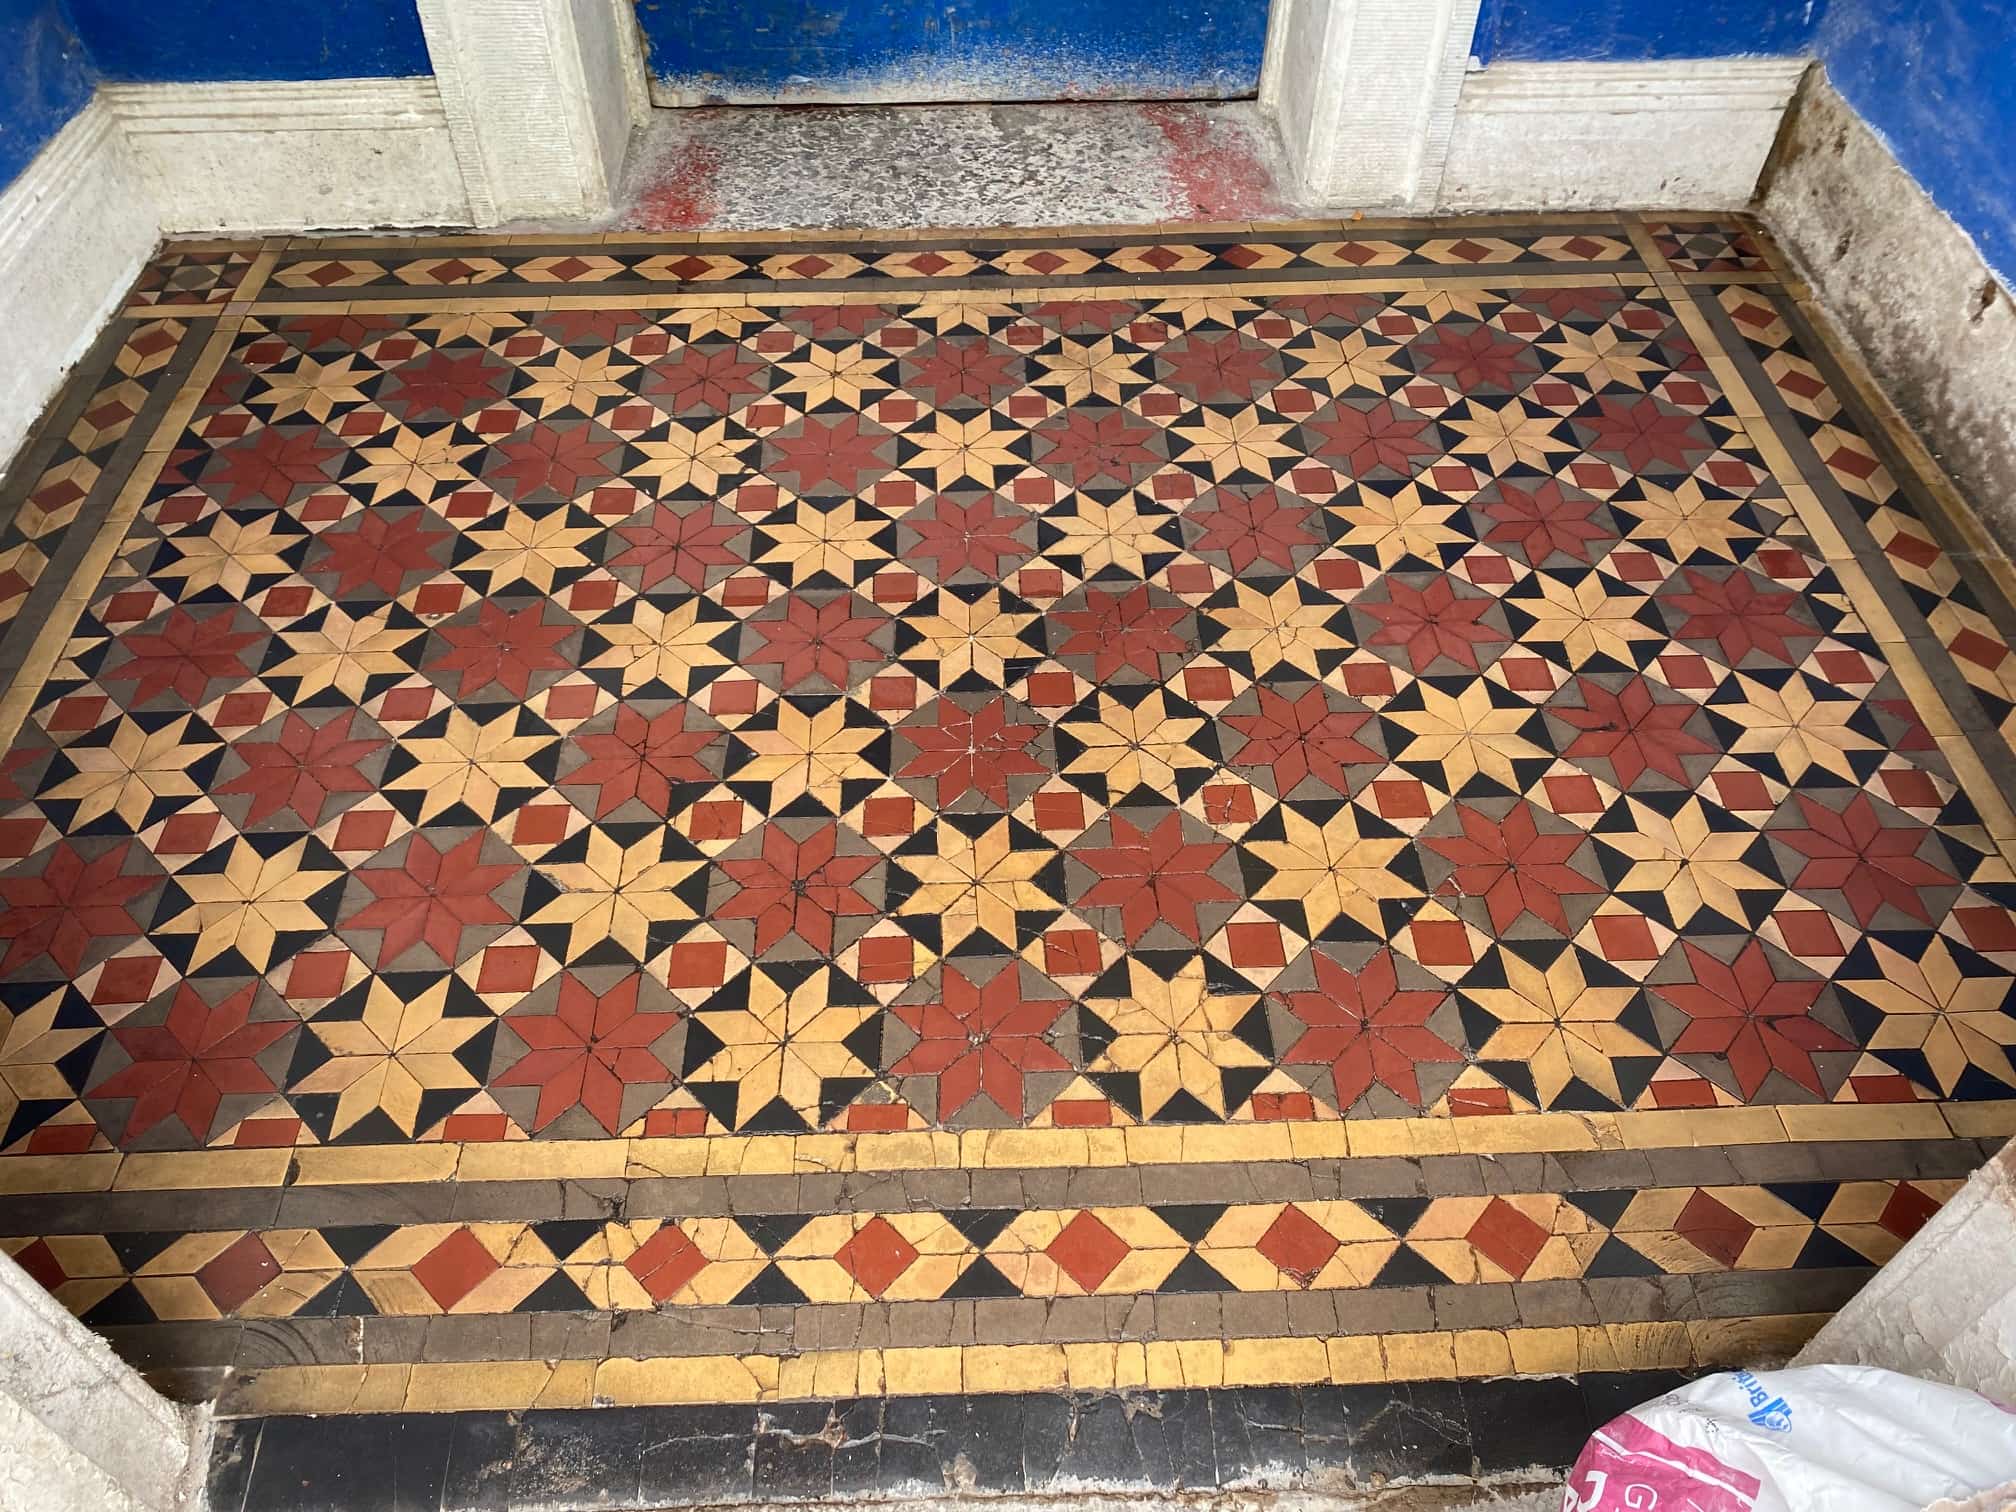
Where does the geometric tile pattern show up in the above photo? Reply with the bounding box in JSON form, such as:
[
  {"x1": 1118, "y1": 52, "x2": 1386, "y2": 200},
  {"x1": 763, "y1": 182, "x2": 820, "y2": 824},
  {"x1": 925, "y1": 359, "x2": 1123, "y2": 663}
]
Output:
[
  {"x1": 262, "y1": 231, "x2": 1639, "y2": 297},
  {"x1": 4, "y1": 1177, "x2": 1956, "y2": 1322},
  {"x1": 129, "y1": 245, "x2": 260, "y2": 309},
  {"x1": 1, "y1": 212, "x2": 2011, "y2": 1417},
  {"x1": 1645, "y1": 222, "x2": 1771, "y2": 275},
  {"x1": 0, "y1": 318, "x2": 196, "y2": 641},
  {"x1": 5, "y1": 280, "x2": 2015, "y2": 1155}
]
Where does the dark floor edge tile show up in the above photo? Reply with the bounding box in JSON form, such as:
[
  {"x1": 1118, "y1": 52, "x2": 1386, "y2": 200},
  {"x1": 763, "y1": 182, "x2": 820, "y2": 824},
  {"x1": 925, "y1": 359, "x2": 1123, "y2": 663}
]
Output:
[{"x1": 219, "y1": 1371, "x2": 1691, "y2": 1510}]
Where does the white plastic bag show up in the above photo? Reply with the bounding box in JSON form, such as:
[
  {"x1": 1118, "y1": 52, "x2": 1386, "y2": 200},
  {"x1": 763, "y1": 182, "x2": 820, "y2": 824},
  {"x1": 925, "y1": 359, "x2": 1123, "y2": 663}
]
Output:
[{"x1": 1563, "y1": 1365, "x2": 2016, "y2": 1511}]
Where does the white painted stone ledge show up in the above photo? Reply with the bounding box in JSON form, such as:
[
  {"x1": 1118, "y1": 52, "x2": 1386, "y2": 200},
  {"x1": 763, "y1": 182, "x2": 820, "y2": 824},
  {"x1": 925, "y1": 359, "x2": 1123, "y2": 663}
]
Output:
[
  {"x1": 1795, "y1": 1138, "x2": 2016, "y2": 1406},
  {"x1": 0, "y1": 1249, "x2": 208, "y2": 1512}
]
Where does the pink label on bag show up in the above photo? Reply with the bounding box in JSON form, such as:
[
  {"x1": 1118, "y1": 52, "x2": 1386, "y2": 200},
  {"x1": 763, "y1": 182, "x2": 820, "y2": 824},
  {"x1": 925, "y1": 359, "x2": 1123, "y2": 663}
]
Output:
[{"x1": 1562, "y1": 1412, "x2": 1763, "y2": 1511}]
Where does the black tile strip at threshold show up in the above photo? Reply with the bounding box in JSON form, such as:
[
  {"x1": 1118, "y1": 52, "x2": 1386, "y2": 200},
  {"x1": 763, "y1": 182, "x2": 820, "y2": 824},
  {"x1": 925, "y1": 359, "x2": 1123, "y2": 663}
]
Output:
[{"x1": 208, "y1": 1371, "x2": 1686, "y2": 1511}]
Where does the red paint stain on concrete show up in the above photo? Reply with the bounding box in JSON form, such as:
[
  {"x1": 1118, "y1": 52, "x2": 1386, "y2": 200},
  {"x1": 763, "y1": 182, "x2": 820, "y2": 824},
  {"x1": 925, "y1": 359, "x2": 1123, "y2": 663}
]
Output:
[
  {"x1": 1143, "y1": 103, "x2": 1281, "y2": 221},
  {"x1": 633, "y1": 141, "x2": 723, "y2": 231}
]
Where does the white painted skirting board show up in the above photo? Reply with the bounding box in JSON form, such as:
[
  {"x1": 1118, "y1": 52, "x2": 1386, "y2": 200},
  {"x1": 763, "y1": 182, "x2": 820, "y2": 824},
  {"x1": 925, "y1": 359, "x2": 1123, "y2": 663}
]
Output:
[
  {"x1": 102, "y1": 77, "x2": 474, "y2": 235},
  {"x1": 1437, "y1": 58, "x2": 1810, "y2": 210},
  {"x1": 2, "y1": 76, "x2": 480, "y2": 483},
  {"x1": 0, "y1": 99, "x2": 157, "y2": 472}
]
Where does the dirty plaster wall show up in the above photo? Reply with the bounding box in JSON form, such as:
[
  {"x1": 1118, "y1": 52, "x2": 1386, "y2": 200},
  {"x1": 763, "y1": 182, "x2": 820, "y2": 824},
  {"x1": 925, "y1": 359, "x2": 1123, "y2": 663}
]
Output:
[
  {"x1": 633, "y1": 0, "x2": 1268, "y2": 105},
  {"x1": 1471, "y1": 0, "x2": 1826, "y2": 63},
  {"x1": 63, "y1": 0, "x2": 431, "y2": 82},
  {"x1": 1760, "y1": 77, "x2": 2016, "y2": 548},
  {"x1": 1817, "y1": 0, "x2": 2016, "y2": 288},
  {"x1": 0, "y1": 0, "x2": 96, "y2": 190}
]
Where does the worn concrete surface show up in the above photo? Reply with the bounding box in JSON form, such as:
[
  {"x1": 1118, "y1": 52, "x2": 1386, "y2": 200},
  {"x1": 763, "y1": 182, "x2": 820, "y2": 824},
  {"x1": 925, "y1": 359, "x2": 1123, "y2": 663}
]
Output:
[
  {"x1": 609, "y1": 99, "x2": 1290, "y2": 231},
  {"x1": 1760, "y1": 71, "x2": 2016, "y2": 553}
]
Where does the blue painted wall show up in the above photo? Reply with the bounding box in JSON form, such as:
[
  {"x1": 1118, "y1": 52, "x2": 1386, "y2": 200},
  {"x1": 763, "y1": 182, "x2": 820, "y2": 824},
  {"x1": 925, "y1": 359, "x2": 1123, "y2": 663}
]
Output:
[
  {"x1": 635, "y1": 0, "x2": 1267, "y2": 102},
  {"x1": 65, "y1": 0, "x2": 431, "y2": 83},
  {"x1": 0, "y1": 0, "x2": 96, "y2": 190},
  {"x1": 1473, "y1": 0, "x2": 1827, "y2": 63},
  {"x1": 1819, "y1": 0, "x2": 2016, "y2": 284}
]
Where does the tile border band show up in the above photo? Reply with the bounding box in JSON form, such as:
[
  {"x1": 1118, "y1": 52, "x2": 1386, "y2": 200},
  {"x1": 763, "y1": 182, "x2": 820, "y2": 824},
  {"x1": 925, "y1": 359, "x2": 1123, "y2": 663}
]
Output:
[
  {"x1": 0, "y1": 317, "x2": 144, "y2": 521},
  {"x1": 1767, "y1": 287, "x2": 2016, "y2": 662},
  {"x1": 4, "y1": 1183, "x2": 1910, "y2": 1323},
  {"x1": 0, "y1": 317, "x2": 245, "y2": 754},
  {"x1": 90, "y1": 1269, "x2": 1871, "y2": 1369},
  {"x1": 237, "y1": 271, "x2": 1648, "y2": 317},
  {"x1": 206, "y1": 1313, "x2": 1833, "y2": 1415},
  {"x1": 241, "y1": 265, "x2": 1650, "y2": 306},
  {"x1": 1675, "y1": 280, "x2": 2016, "y2": 832},
  {"x1": 0, "y1": 317, "x2": 215, "y2": 675},
  {"x1": 5, "y1": 1101, "x2": 2011, "y2": 1196},
  {"x1": 4, "y1": 1137, "x2": 1987, "y2": 1231}
]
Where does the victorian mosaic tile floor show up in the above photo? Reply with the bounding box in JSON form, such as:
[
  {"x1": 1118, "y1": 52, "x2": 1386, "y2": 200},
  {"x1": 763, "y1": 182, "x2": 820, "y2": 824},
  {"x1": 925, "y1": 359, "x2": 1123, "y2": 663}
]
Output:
[{"x1": 1, "y1": 217, "x2": 2014, "y2": 1464}]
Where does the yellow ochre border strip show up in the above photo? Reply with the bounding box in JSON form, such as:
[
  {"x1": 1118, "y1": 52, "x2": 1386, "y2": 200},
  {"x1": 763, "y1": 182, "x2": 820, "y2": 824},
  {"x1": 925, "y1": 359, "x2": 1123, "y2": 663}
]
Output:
[
  {"x1": 242, "y1": 270, "x2": 1650, "y2": 319},
  {"x1": 215, "y1": 1314, "x2": 1829, "y2": 1416},
  {"x1": 9, "y1": 1101, "x2": 2011, "y2": 1198}
]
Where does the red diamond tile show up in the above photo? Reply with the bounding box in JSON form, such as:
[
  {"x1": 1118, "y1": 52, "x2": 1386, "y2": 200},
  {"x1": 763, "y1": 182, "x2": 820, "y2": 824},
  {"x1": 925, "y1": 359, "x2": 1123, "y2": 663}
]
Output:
[
  {"x1": 412, "y1": 1227, "x2": 500, "y2": 1310},
  {"x1": 1409, "y1": 919, "x2": 1472, "y2": 967},
  {"x1": 1950, "y1": 628, "x2": 2010, "y2": 671},
  {"x1": 835, "y1": 1216, "x2": 919, "y2": 1298},
  {"x1": 1255, "y1": 1203, "x2": 1340, "y2": 1286},
  {"x1": 1672, "y1": 1189, "x2": 1756, "y2": 1268},
  {"x1": 1044, "y1": 927, "x2": 1102, "y2": 976},
  {"x1": 12, "y1": 1238, "x2": 67, "y2": 1292},
  {"x1": 1464, "y1": 1196, "x2": 1550, "y2": 1279},
  {"x1": 625, "y1": 1224, "x2": 708, "y2": 1302},
  {"x1": 1876, "y1": 1182, "x2": 1941, "y2": 1243},
  {"x1": 1225, "y1": 921, "x2": 1287, "y2": 968},
  {"x1": 196, "y1": 1233, "x2": 281, "y2": 1313},
  {"x1": 1592, "y1": 914, "x2": 1659, "y2": 960},
  {"x1": 1046, "y1": 1211, "x2": 1130, "y2": 1292}
]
